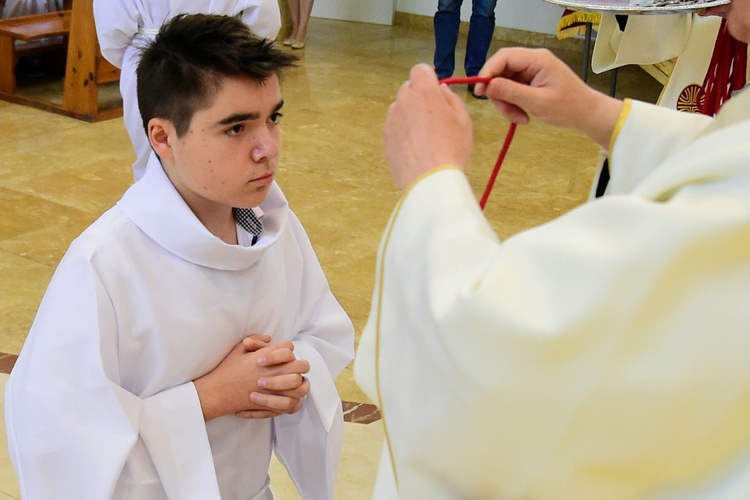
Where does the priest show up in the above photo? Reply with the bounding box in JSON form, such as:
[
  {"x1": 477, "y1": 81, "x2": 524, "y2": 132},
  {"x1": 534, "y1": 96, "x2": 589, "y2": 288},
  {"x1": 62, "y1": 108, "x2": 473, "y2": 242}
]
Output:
[{"x1": 355, "y1": 1, "x2": 750, "y2": 497}]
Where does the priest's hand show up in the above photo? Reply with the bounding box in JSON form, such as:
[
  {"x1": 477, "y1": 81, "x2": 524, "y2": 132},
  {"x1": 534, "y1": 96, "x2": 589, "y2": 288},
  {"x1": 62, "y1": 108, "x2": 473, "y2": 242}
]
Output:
[
  {"x1": 700, "y1": 5, "x2": 731, "y2": 18},
  {"x1": 475, "y1": 47, "x2": 624, "y2": 149},
  {"x1": 383, "y1": 63, "x2": 473, "y2": 190},
  {"x1": 193, "y1": 338, "x2": 310, "y2": 421}
]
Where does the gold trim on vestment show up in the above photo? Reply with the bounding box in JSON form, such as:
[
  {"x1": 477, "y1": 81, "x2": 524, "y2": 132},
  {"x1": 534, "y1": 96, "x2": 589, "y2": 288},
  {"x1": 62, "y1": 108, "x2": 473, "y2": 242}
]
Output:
[
  {"x1": 375, "y1": 165, "x2": 462, "y2": 489},
  {"x1": 609, "y1": 98, "x2": 633, "y2": 155}
]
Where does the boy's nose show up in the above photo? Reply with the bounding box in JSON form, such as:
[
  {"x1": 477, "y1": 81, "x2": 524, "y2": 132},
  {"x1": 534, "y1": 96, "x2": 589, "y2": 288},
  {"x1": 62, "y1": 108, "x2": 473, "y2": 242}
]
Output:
[
  {"x1": 251, "y1": 132, "x2": 280, "y2": 163},
  {"x1": 251, "y1": 147, "x2": 265, "y2": 163}
]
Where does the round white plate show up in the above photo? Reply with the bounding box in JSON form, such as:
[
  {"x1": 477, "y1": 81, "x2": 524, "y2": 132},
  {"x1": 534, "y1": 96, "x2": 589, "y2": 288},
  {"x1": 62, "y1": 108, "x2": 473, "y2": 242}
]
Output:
[{"x1": 544, "y1": 0, "x2": 730, "y2": 15}]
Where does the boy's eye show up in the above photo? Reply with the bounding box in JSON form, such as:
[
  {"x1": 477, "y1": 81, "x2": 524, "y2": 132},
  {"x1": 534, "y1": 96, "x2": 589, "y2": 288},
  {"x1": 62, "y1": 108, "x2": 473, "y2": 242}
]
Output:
[
  {"x1": 226, "y1": 124, "x2": 244, "y2": 136},
  {"x1": 270, "y1": 112, "x2": 283, "y2": 125}
]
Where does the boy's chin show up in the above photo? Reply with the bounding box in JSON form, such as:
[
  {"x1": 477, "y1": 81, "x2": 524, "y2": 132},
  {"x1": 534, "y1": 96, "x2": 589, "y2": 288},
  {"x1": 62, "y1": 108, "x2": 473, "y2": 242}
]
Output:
[{"x1": 240, "y1": 187, "x2": 271, "y2": 209}]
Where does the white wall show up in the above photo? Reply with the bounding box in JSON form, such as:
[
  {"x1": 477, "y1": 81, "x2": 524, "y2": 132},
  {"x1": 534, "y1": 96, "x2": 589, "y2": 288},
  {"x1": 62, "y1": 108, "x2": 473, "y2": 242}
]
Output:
[
  {"x1": 310, "y1": 0, "x2": 564, "y2": 35},
  {"x1": 311, "y1": 0, "x2": 398, "y2": 25},
  {"x1": 395, "y1": 0, "x2": 564, "y2": 36}
]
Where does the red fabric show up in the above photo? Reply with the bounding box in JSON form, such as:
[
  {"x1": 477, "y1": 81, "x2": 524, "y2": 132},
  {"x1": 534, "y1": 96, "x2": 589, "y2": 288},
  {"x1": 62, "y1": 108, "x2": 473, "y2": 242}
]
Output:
[{"x1": 701, "y1": 19, "x2": 748, "y2": 116}]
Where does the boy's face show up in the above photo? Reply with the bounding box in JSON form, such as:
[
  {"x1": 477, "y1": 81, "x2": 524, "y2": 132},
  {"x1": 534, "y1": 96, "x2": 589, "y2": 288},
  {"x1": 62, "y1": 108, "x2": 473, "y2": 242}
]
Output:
[{"x1": 156, "y1": 75, "x2": 283, "y2": 213}]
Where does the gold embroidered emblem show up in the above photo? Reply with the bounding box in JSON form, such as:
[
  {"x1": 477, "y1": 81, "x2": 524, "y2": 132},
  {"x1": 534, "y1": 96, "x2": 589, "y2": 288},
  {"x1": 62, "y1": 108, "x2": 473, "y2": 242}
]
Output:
[{"x1": 676, "y1": 84, "x2": 705, "y2": 114}]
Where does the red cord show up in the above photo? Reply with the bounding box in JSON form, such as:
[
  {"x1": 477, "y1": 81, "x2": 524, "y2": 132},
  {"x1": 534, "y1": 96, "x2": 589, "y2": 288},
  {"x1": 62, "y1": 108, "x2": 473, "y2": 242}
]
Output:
[
  {"x1": 440, "y1": 76, "x2": 493, "y2": 86},
  {"x1": 439, "y1": 76, "x2": 517, "y2": 210},
  {"x1": 478, "y1": 121, "x2": 516, "y2": 209}
]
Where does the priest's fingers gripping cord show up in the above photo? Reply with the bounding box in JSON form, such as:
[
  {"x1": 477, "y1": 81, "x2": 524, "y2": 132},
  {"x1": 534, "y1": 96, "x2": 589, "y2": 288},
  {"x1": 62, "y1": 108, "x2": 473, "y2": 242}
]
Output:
[{"x1": 439, "y1": 76, "x2": 517, "y2": 210}]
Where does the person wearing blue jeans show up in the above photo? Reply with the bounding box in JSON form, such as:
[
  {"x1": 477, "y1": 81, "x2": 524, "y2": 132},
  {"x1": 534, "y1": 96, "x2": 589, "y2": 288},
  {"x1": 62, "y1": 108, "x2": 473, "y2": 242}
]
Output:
[{"x1": 434, "y1": 0, "x2": 497, "y2": 99}]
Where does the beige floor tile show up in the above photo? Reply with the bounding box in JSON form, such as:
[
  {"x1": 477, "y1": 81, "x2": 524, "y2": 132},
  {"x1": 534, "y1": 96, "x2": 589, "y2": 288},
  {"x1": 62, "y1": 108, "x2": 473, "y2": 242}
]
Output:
[
  {"x1": 0, "y1": 252, "x2": 53, "y2": 354},
  {"x1": 0, "y1": 374, "x2": 19, "y2": 500}
]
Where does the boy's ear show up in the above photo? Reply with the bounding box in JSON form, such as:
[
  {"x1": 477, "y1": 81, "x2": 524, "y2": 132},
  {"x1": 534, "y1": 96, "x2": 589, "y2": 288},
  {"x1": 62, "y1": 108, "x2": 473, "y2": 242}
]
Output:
[{"x1": 148, "y1": 118, "x2": 175, "y2": 159}]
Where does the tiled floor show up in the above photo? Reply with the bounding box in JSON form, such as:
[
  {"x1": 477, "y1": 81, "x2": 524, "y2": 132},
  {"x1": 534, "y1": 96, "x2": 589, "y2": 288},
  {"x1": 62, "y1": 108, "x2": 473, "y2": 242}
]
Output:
[
  {"x1": 0, "y1": 375, "x2": 15, "y2": 500},
  {"x1": 0, "y1": 15, "x2": 662, "y2": 498}
]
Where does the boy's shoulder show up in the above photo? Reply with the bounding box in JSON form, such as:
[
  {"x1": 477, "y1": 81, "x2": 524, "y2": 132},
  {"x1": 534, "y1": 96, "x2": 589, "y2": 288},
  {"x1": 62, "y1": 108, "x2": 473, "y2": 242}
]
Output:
[
  {"x1": 47, "y1": 205, "x2": 142, "y2": 291},
  {"x1": 64, "y1": 205, "x2": 134, "y2": 261}
]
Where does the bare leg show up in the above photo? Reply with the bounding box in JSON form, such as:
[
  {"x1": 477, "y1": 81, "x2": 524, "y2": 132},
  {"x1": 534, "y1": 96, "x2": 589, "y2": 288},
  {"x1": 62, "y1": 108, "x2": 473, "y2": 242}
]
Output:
[
  {"x1": 287, "y1": 0, "x2": 301, "y2": 39},
  {"x1": 293, "y1": 0, "x2": 314, "y2": 43}
]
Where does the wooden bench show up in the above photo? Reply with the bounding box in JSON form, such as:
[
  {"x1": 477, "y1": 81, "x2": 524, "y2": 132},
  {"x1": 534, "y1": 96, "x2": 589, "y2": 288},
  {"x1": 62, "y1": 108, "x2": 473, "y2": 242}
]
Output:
[
  {"x1": 60, "y1": 0, "x2": 121, "y2": 121},
  {"x1": 0, "y1": 0, "x2": 121, "y2": 122},
  {"x1": 0, "y1": 10, "x2": 71, "y2": 94}
]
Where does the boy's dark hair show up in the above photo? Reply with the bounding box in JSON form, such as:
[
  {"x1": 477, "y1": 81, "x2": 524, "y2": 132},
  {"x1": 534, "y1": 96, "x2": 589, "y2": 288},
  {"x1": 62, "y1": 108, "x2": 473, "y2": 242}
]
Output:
[{"x1": 137, "y1": 13, "x2": 297, "y2": 137}]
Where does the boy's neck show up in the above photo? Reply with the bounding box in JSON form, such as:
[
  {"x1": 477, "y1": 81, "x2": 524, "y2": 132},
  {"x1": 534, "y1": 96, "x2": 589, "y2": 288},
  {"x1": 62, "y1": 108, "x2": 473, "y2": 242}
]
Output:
[
  {"x1": 193, "y1": 205, "x2": 238, "y2": 245},
  {"x1": 159, "y1": 160, "x2": 240, "y2": 245},
  {"x1": 176, "y1": 187, "x2": 238, "y2": 245}
]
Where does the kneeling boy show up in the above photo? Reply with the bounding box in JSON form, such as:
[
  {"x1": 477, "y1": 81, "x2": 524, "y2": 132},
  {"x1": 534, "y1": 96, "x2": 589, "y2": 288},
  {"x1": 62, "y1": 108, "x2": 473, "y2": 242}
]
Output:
[{"x1": 6, "y1": 13, "x2": 354, "y2": 500}]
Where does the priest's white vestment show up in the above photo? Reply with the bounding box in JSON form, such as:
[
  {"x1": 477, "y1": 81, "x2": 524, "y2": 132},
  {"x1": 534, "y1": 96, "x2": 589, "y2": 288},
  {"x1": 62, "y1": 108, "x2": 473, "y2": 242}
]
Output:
[
  {"x1": 355, "y1": 91, "x2": 750, "y2": 498},
  {"x1": 92, "y1": 0, "x2": 282, "y2": 181},
  {"x1": 6, "y1": 153, "x2": 354, "y2": 499}
]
